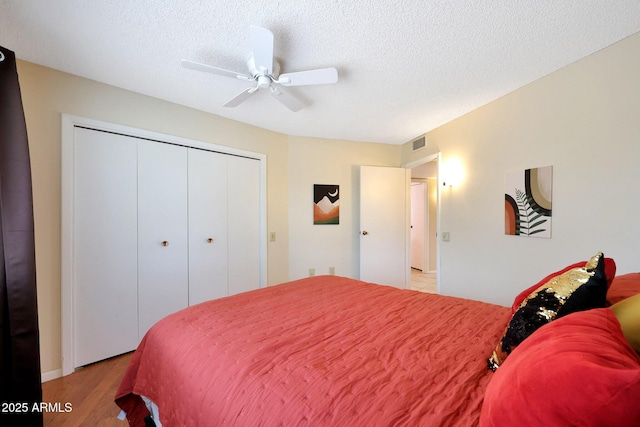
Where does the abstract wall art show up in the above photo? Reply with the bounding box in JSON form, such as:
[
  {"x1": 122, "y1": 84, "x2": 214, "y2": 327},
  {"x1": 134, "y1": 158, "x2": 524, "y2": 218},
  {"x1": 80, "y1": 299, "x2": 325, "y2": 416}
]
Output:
[
  {"x1": 505, "y1": 166, "x2": 552, "y2": 238},
  {"x1": 314, "y1": 184, "x2": 339, "y2": 224}
]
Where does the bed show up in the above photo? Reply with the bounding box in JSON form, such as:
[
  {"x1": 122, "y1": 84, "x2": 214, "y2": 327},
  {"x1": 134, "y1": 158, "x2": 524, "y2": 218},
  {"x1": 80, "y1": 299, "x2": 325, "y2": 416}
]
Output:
[{"x1": 115, "y1": 253, "x2": 640, "y2": 426}]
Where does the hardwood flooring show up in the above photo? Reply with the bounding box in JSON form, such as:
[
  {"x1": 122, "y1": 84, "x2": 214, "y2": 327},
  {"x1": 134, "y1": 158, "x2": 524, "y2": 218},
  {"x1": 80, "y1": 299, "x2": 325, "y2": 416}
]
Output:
[{"x1": 41, "y1": 352, "x2": 132, "y2": 427}]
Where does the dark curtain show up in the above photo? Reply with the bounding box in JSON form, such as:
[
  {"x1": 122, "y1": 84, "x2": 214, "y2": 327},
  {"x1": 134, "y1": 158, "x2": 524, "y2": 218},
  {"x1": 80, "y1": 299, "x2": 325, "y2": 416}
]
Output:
[{"x1": 0, "y1": 46, "x2": 43, "y2": 427}]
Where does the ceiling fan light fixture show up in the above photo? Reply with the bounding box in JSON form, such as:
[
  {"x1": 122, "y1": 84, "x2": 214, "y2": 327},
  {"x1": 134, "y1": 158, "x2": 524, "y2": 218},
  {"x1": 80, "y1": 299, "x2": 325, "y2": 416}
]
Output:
[
  {"x1": 257, "y1": 75, "x2": 271, "y2": 89},
  {"x1": 182, "y1": 26, "x2": 339, "y2": 111}
]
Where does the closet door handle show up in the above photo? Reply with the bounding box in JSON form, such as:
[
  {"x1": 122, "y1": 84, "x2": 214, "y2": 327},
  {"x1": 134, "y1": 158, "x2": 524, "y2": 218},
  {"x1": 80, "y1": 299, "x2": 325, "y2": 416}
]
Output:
[
  {"x1": 207, "y1": 238, "x2": 214, "y2": 243},
  {"x1": 161, "y1": 241, "x2": 169, "y2": 247}
]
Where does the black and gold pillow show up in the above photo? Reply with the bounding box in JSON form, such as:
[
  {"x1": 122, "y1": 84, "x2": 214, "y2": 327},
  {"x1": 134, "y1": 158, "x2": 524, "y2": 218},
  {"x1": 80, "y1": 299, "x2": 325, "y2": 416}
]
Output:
[{"x1": 488, "y1": 252, "x2": 608, "y2": 371}]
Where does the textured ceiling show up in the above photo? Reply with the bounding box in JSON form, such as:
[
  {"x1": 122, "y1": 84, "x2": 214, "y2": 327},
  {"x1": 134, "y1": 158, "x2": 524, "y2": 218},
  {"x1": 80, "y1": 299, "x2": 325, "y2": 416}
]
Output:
[{"x1": 1, "y1": 1, "x2": 640, "y2": 145}]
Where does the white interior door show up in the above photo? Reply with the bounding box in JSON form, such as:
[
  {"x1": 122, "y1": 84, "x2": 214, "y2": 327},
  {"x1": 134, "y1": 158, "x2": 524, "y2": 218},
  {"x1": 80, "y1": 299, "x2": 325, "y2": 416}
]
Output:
[
  {"x1": 72, "y1": 128, "x2": 138, "y2": 367},
  {"x1": 137, "y1": 140, "x2": 189, "y2": 337},
  {"x1": 359, "y1": 166, "x2": 410, "y2": 288},
  {"x1": 227, "y1": 155, "x2": 261, "y2": 295},
  {"x1": 427, "y1": 178, "x2": 438, "y2": 272},
  {"x1": 188, "y1": 149, "x2": 228, "y2": 305},
  {"x1": 411, "y1": 182, "x2": 426, "y2": 270}
]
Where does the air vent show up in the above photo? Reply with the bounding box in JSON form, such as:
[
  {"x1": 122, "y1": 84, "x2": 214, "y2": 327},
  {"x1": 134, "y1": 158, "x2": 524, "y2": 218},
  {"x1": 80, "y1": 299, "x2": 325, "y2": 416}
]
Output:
[{"x1": 412, "y1": 136, "x2": 426, "y2": 151}]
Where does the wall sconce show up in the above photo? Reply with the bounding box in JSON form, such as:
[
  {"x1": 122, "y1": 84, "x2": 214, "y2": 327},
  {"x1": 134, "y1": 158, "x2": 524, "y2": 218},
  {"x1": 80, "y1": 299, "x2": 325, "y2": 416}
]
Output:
[{"x1": 441, "y1": 158, "x2": 464, "y2": 187}]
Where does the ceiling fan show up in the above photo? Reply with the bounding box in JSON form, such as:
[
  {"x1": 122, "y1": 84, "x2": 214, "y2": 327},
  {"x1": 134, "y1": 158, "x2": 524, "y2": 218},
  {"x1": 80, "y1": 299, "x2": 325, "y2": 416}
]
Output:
[{"x1": 182, "y1": 26, "x2": 338, "y2": 112}]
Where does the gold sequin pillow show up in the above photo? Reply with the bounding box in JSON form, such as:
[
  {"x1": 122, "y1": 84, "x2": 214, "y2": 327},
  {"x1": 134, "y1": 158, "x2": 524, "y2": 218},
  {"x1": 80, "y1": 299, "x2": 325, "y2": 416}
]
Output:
[{"x1": 488, "y1": 252, "x2": 608, "y2": 371}]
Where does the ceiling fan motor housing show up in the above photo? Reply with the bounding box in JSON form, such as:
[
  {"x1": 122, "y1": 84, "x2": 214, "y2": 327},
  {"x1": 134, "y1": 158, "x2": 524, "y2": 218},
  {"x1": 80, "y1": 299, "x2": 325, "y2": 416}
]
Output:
[{"x1": 247, "y1": 55, "x2": 280, "y2": 83}]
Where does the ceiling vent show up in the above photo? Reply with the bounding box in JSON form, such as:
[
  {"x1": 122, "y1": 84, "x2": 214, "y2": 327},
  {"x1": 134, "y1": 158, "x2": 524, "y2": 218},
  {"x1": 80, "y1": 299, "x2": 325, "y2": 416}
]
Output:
[{"x1": 412, "y1": 136, "x2": 426, "y2": 151}]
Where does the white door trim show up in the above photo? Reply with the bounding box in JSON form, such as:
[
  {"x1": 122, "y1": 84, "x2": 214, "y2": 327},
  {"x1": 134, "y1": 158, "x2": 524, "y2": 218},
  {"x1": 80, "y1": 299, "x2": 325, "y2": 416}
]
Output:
[{"x1": 61, "y1": 114, "x2": 267, "y2": 376}]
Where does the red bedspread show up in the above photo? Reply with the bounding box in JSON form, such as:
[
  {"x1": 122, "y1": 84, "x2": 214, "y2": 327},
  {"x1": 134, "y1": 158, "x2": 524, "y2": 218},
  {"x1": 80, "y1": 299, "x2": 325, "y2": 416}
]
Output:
[{"x1": 116, "y1": 276, "x2": 510, "y2": 426}]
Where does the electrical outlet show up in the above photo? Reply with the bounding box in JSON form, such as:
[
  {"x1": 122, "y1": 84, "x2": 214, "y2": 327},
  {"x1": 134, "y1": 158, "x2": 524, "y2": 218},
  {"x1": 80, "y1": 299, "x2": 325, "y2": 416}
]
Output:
[
  {"x1": 308, "y1": 268, "x2": 315, "y2": 277},
  {"x1": 329, "y1": 266, "x2": 335, "y2": 275},
  {"x1": 442, "y1": 231, "x2": 451, "y2": 242}
]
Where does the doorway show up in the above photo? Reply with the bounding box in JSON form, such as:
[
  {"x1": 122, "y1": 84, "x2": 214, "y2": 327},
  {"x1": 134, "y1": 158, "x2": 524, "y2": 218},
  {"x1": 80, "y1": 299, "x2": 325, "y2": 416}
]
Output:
[{"x1": 406, "y1": 156, "x2": 439, "y2": 293}]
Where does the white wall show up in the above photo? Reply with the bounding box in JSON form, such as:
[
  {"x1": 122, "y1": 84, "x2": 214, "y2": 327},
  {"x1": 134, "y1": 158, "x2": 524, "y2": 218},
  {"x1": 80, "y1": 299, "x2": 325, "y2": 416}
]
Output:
[
  {"x1": 288, "y1": 136, "x2": 401, "y2": 280},
  {"x1": 402, "y1": 32, "x2": 640, "y2": 306}
]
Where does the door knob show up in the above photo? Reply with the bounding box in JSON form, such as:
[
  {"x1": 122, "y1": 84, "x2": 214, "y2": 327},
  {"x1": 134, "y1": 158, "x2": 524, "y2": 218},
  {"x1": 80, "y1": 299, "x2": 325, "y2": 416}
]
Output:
[
  {"x1": 207, "y1": 238, "x2": 214, "y2": 243},
  {"x1": 161, "y1": 241, "x2": 169, "y2": 247},
  {"x1": 362, "y1": 231, "x2": 368, "y2": 235}
]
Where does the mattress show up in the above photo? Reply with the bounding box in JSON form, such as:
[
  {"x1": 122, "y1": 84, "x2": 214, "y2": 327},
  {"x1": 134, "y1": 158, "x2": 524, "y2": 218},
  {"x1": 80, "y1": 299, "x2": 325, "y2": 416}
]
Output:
[{"x1": 116, "y1": 276, "x2": 510, "y2": 426}]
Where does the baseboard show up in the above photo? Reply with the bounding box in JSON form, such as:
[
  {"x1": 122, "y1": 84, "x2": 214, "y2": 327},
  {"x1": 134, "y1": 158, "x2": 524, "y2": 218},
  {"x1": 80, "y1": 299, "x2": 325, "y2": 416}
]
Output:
[{"x1": 41, "y1": 368, "x2": 62, "y2": 383}]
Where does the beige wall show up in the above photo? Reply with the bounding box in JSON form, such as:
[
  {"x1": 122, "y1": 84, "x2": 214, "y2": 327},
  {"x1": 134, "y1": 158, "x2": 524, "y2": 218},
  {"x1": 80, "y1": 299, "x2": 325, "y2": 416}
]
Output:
[
  {"x1": 402, "y1": 32, "x2": 640, "y2": 305},
  {"x1": 17, "y1": 60, "x2": 290, "y2": 376},
  {"x1": 287, "y1": 136, "x2": 401, "y2": 280}
]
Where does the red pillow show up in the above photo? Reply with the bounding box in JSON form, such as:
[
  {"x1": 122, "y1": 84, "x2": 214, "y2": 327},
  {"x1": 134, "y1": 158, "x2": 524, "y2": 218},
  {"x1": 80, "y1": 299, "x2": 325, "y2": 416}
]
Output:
[
  {"x1": 607, "y1": 273, "x2": 640, "y2": 305},
  {"x1": 480, "y1": 308, "x2": 640, "y2": 427},
  {"x1": 511, "y1": 257, "x2": 616, "y2": 313}
]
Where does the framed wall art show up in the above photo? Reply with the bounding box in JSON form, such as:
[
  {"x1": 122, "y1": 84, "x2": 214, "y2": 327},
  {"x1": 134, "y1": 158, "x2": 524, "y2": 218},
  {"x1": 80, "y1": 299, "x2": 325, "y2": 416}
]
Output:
[
  {"x1": 505, "y1": 166, "x2": 552, "y2": 238},
  {"x1": 314, "y1": 184, "x2": 339, "y2": 224}
]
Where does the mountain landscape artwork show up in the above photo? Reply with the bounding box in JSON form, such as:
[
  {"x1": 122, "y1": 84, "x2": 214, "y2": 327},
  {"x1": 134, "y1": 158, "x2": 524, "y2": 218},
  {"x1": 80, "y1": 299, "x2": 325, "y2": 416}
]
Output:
[{"x1": 314, "y1": 184, "x2": 339, "y2": 224}]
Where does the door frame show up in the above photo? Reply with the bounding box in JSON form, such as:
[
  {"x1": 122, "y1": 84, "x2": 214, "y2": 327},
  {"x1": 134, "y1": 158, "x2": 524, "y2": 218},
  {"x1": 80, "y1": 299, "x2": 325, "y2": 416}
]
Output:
[
  {"x1": 403, "y1": 153, "x2": 441, "y2": 292},
  {"x1": 60, "y1": 114, "x2": 267, "y2": 376}
]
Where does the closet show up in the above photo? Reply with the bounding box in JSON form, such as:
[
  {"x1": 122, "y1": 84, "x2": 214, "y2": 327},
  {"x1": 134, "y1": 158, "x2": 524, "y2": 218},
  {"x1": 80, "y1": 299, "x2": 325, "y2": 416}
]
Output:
[{"x1": 65, "y1": 122, "x2": 263, "y2": 370}]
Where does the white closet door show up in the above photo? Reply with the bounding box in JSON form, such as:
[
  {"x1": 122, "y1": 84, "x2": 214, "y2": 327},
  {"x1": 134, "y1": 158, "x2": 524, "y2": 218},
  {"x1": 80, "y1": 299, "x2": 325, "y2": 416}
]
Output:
[
  {"x1": 227, "y1": 156, "x2": 261, "y2": 295},
  {"x1": 73, "y1": 128, "x2": 138, "y2": 367},
  {"x1": 138, "y1": 140, "x2": 189, "y2": 337},
  {"x1": 188, "y1": 149, "x2": 228, "y2": 305}
]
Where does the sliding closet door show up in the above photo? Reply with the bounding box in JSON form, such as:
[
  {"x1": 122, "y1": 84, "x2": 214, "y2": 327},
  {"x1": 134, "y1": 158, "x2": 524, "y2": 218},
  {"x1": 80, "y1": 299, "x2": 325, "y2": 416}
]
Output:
[
  {"x1": 227, "y1": 156, "x2": 261, "y2": 295},
  {"x1": 188, "y1": 149, "x2": 228, "y2": 305},
  {"x1": 73, "y1": 128, "x2": 138, "y2": 367},
  {"x1": 137, "y1": 140, "x2": 189, "y2": 337}
]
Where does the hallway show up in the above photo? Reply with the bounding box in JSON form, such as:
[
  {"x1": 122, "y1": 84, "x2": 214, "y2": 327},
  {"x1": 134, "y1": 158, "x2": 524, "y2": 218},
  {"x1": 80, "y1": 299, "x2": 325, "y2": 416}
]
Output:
[{"x1": 410, "y1": 269, "x2": 437, "y2": 293}]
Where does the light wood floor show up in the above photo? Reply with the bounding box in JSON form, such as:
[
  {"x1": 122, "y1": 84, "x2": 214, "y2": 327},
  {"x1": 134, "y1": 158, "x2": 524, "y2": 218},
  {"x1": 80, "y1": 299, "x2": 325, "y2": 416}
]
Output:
[{"x1": 41, "y1": 352, "x2": 132, "y2": 426}]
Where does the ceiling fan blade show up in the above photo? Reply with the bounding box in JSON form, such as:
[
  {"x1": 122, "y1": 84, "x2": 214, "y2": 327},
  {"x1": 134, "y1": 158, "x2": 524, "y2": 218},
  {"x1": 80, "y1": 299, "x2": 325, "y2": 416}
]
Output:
[
  {"x1": 278, "y1": 67, "x2": 338, "y2": 86},
  {"x1": 182, "y1": 59, "x2": 250, "y2": 80},
  {"x1": 249, "y1": 26, "x2": 274, "y2": 74},
  {"x1": 270, "y1": 87, "x2": 305, "y2": 112},
  {"x1": 224, "y1": 87, "x2": 257, "y2": 108}
]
